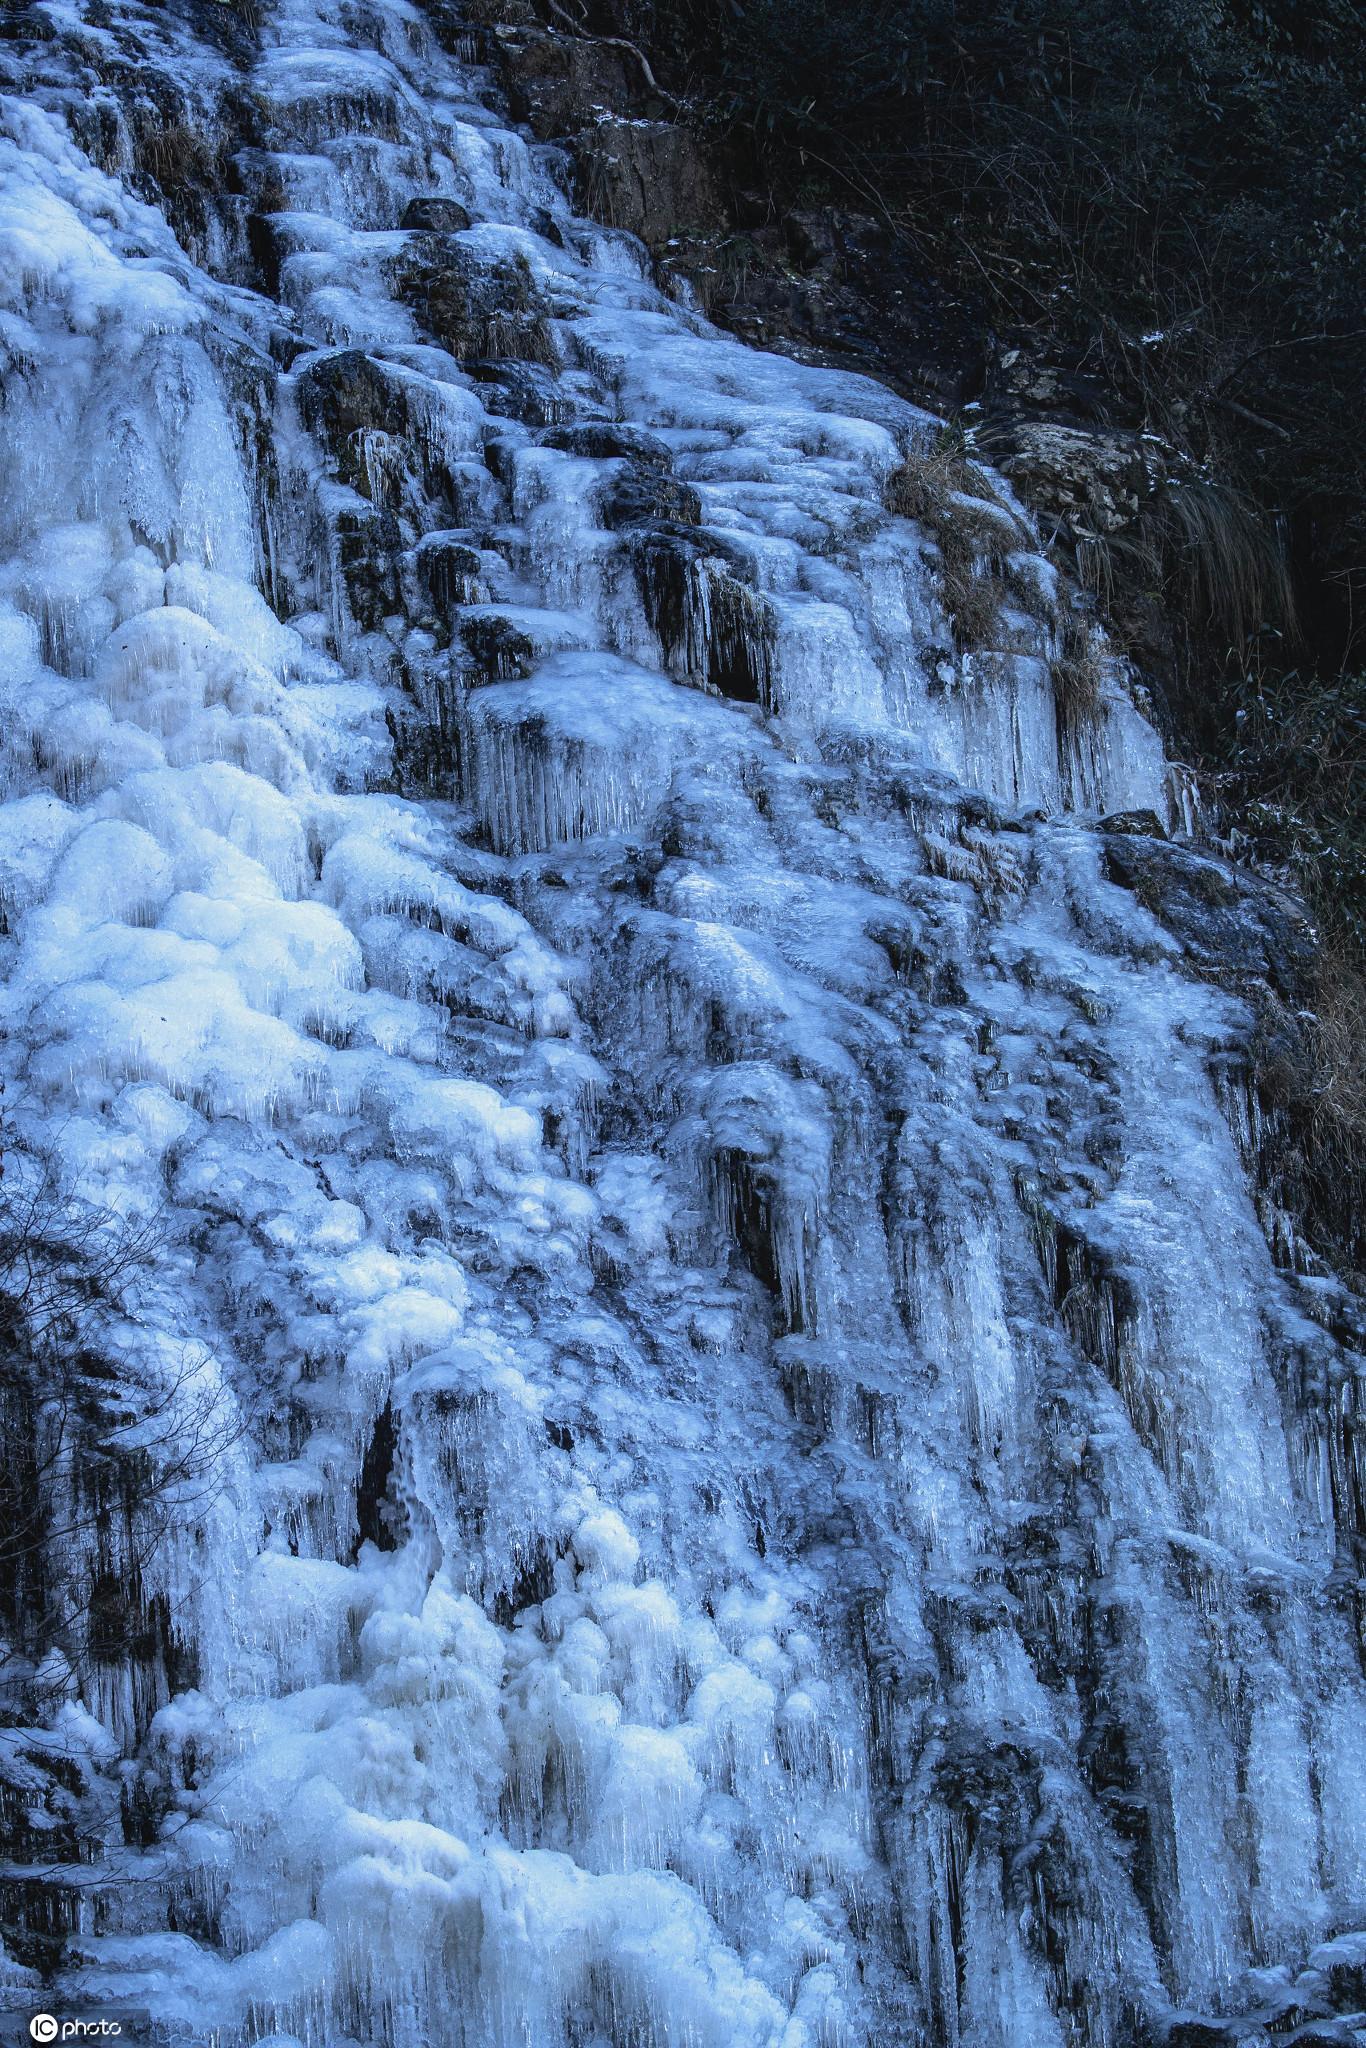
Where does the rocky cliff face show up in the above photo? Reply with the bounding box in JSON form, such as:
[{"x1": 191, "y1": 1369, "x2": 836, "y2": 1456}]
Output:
[{"x1": 0, "y1": 5, "x2": 1363, "y2": 2047}]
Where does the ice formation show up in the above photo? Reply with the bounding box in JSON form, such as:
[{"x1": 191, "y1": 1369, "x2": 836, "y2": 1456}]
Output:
[{"x1": 0, "y1": 3, "x2": 1362, "y2": 2046}]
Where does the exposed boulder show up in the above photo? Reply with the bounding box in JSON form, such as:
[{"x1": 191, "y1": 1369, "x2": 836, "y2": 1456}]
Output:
[
  {"x1": 628, "y1": 524, "x2": 775, "y2": 704},
  {"x1": 389, "y1": 239, "x2": 558, "y2": 366},
  {"x1": 460, "y1": 612, "x2": 541, "y2": 683},
  {"x1": 334, "y1": 503, "x2": 403, "y2": 631},
  {"x1": 1100, "y1": 831, "x2": 1315, "y2": 998},
  {"x1": 295, "y1": 349, "x2": 411, "y2": 450},
  {"x1": 1101, "y1": 809, "x2": 1168, "y2": 839},
  {"x1": 496, "y1": 24, "x2": 654, "y2": 138},
  {"x1": 401, "y1": 195, "x2": 472, "y2": 233},
  {"x1": 575, "y1": 116, "x2": 721, "y2": 248},
  {"x1": 463, "y1": 358, "x2": 568, "y2": 426},
  {"x1": 993, "y1": 420, "x2": 1156, "y2": 540},
  {"x1": 1303, "y1": 1932, "x2": 1366, "y2": 2017},
  {"x1": 598, "y1": 462, "x2": 700, "y2": 531},
  {"x1": 294, "y1": 350, "x2": 471, "y2": 518},
  {"x1": 413, "y1": 534, "x2": 485, "y2": 616},
  {"x1": 544, "y1": 421, "x2": 673, "y2": 466},
  {"x1": 1163, "y1": 2022, "x2": 1268, "y2": 2048}
]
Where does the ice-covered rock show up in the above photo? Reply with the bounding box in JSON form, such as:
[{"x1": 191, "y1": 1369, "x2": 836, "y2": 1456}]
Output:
[{"x1": 0, "y1": 4, "x2": 1361, "y2": 2048}]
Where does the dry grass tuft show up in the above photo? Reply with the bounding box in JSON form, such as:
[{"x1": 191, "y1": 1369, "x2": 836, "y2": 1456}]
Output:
[
  {"x1": 1076, "y1": 474, "x2": 1296, "y2": 666},
  {"x1": 883, "y1": 438, "x2": 961, "y2": 526},
  {"x1": 1311, "y1": 954, "x2": 1366, "y2": 1144},
  {"x1": 1300, "y1": 947, "x2": 1366, "y2": 1235},
  {"x1": 1050, "y1": 612, "x2": 1105, "y2": 731},
  {"x1": 138, "y1": 121, "x2": 217, "y2": 192},
  {"x1": 885, "y1": 437, "x2": 1031, "y2": 653}
]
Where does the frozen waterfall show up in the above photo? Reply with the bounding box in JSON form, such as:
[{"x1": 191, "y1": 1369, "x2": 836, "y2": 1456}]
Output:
[{"x1": 0, "y1": 3, "x2": 1363, "y2": 2046}]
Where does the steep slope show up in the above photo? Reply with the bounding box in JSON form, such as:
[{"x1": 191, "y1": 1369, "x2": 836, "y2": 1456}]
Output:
[{"x1": 0, "y1": 4, "x2": 1363, "y2": 2046}]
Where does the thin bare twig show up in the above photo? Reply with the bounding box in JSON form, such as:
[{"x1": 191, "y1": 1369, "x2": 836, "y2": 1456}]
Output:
[{"x1": 540, "y1": 3, "x2": 678, "y2": 106}]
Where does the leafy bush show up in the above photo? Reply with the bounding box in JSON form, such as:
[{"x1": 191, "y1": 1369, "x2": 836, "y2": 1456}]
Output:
[{"x1": 1222, "y1": 666, "x2": 1366, "y2": 951}]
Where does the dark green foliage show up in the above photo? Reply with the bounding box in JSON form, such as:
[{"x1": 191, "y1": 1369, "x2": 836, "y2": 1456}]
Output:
[{"x1": 1222, "y1": 667, "x2": 1366, "y2": 952}]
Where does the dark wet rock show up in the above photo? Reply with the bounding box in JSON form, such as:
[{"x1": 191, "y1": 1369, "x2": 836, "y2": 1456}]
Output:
[
  {"x1": 1101, "y1": 832, "x2": 1315, "y2": 998},
  {"x1": 1164, "y1": 2021, "x2": 1268, "y2": 2048},
  {"x1": 401, "y1": 195, "x2": 472, "y2": 233},
  {"x1": 1102, "y1": 809, "x2": 1168, "y2": 838},
  {"x1": 266, "y1": 326, "x2": 308, "y2": 371},
  {"x1": 1306, "y1": 1934, "x2": 1366, "y2": 2015},
  {"x1": 464, "y1": 358, "x2": 568, "y2": 426},
  {"x1": 246, "y1": 209, "x2": 290, "y2": 298},
  {"x1": 657, "y1": 208, "x2": 985, "y2": 412},
  {"x1": 544, "y1": 421, "x2": 673, "y2": 466},
  {"x1": 295, "y1": 350, "x2": 411, "y2": 451},
  {"x1": 294, "y1": 351, "x2": 468, "y2": 517},
  {"x1": 353, "y1": 1401, "x2": 402, "y2": 1555},
  {"x1": 932, "y1": 1727, "x2": 1043, "y2": 1839},
  {"x1": 335, "y1": 504, "x2": 403, "y2": 632},
  {"x1": 576, "y1": 116, "x2": 721, "y2": 248},
  {"x1": 390, "y1": 240, "x2": 557, "y2": 366},
  {"x1": 598, "y1": 461, "x2": 701, "y2": 531},
  {"x1": 628, "y1": 523, "x2": 700, "y2": 662},
  {"x1": 628, "y1": 520, "x2": 750, "y2": 595},
  {"x1": 626, "y1": 524, "x2": 774, "y2": 704},
  {"x1": 496, "y1": 25, "x2": 654, "y2": 138},
  {"x1": 460, "y1": 612, "x2": 540, "y2": 683},
  {"x1": 413, "y1": 534, "x2": 485, "y2": 617},
  {"x1": 984, "y1": 342, "x2": 1117, "y2": 424}
]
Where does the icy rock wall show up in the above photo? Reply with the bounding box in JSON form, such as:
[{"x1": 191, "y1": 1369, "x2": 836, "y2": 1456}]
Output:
[{"x1": 0, "y1": 3, "x2": 1363, "y2": 2046}]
